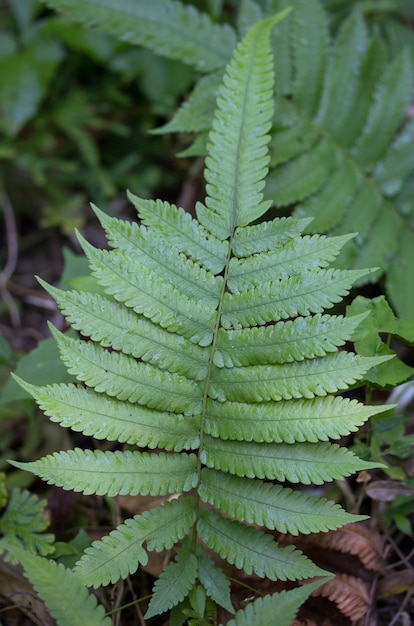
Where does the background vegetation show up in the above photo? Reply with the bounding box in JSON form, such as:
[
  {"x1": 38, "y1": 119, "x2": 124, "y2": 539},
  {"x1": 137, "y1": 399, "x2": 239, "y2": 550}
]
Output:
[{"x1": 0, "y1": 0, "x2": 414, "y2": 624}]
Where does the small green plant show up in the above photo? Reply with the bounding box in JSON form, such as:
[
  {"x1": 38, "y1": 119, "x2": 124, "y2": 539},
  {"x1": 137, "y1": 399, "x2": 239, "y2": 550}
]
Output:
[{"x1": 9, "y1": 12, "x2": 392, "y2": 624}]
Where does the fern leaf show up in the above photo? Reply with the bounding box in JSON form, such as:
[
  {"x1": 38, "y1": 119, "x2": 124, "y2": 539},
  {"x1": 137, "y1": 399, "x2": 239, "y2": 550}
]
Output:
[
  {"x1": 42, "y1": 0, "x2": 236, "y2": 72},
  {"x1": 221, "y1": 268, "x2": 369, "y2": 329},
  {"x1": 145, "y1": 540, "x2": 198, "y2": 619},
  {"x1": 352, "y1": 49, "x2": 413, "y2": 170},
  {"x1": 198, "y1": 10, "x2": 291, "y2": 237},
  {"x1": 227, "y1": 233, "x2": 355, "y2": 291},
  {"x1": 198, "y1": 509, "x2": 325, "y2": 581},
  {"x1": 231, "y1": 216, "x2": 311, "y2": 257},
  {"x1": 75, "y1": 496, "x2": 195, "y2": 586},
  {"x1": 223, "y1": 578, "x2": 329, "y2": 626},
  {"x1": 155, "y1": 71, "x2": 223, "y2": 135},
  {"x1": 290, "y1": 0, "x2": 328, "y2": 116},
  {"x1": 208, "y1": 353, "x2": 390, "y2": 403},
  {"x1": 373, "y1": 117, "x2": 414, "y2": 196},
  {"x1": 201, "y1": 438, "x2": 379, "y2": 484},
  {"x1": 213, "y1": 313, "x2": 368, "y2": 368},
  {"x1": 92, "y1": 205, "x2": 222, "y2": 307},
  {"x1": 12, "y1": 449, "x2": 198, "y2": 497},
  {"x1": 50, "y1": 326, "x2": 202, "y2": 414},
  {"x1": 195, "y1": 545, "x2": 234, "y2": 614},
  {"x1": 387, "y1": 229, "x2": 414, "y2": 319},
  {"x1": 14, "y1": 548, "x2": 111, "y2": 626},
  {"x1": 294, "y1": 164, "x2": 360, "y2": 233},
  {"x1": 15, "y1": 380, "x2": 199, "y2": 451},
  {"x1": 78, "y1": 236, "x2": 215, "y2": 346},
  {"x1": 267, "y1": 139, "x2": 336, "y2": 207},
  {"x1": 0, "y1": 489, "x2": 54, "y2": 561},
  {"x1": 315, "y1": 8, "x2": 368, "y2": 138},
  {"x1": 205, "y1": 396, "x2": 390, "y2": 444},
  {"x1": 199, "y1": 469, "x2": 365, "y2": 535},
  {"x1": 127, "y1": 194, "x2": 228, "y2": 274},
  {"x1": 40, "y1": 282, "x2": 208, "y2": 381}
]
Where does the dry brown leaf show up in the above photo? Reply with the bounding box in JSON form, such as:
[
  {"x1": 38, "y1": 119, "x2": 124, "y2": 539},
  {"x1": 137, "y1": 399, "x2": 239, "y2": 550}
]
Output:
[
  {"x1": 314, "y1": 574, "x2": 371, "y2": 622},
  {"x1": 377, "y1": 569, "x2": 414, "y2": 598},
  {"x1": 366, "y1": 480, "x2": 414, "y2": 502},
  {"x1": 296, "y1": 523, "x2": 384, "y2": 571}
]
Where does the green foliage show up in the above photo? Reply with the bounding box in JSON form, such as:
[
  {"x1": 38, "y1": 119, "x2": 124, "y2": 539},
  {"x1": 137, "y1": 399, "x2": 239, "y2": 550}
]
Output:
[
  {"x1": 43, "y1": 0, "x2": 414, "y2": 317},
  {"x1": 224, "y1": 578, "x2": 332, "y2": 626},
  {"x1": 0, "y1": 0, "x2": 190, "y2": 235},
  {"x1": 10, "y1": 10, "x2": 391, "y2": 623},
  {"x1": 12, "y1": 547, "x2": 111, "y2": 626},
  {"x1": 347, "y1": 295, "x2": 414, "y2": 387},
  {"x1": 0, "y1": 487, "x2": 54, "y2": 561}
]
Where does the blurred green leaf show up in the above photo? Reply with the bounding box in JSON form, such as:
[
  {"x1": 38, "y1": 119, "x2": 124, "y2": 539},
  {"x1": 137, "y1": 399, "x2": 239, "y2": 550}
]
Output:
[
  {"x1": 347, "y1": 296, "x2": 414, "y2": 387},
  {"x1": 0, "y1": 336, "x2": 75, "y2": 404}
]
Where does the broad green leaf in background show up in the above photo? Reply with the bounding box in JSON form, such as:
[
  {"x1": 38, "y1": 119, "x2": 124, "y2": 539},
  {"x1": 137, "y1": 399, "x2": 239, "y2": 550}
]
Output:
[{"x1": 347, "y1": 295, "x2": 414, "y2": 387}]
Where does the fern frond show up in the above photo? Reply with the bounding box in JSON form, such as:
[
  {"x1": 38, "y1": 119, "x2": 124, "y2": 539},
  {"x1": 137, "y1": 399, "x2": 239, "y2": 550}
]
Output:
[
  {"x1": 75, "y1": 496, "x2": 195, "y2": 586},
  {"x1": 204, "y1": 397, "x2": 390, "y2": 444},
  {"x1": 351, "y1": 49, "x2": 413, "y2": 170},
  {"x1": 208, "y1": 353, "x2": 390, "y2": 403},
  {"x1": 13, "y1": 11, "x2": 390, "y2": 618},
  {"x1": 198, "y1": 9, "x2": 291, "y2": 236},
  {"x1": 127, "y1": 194, "x2": 228, "y2": 274},
  {"x1": 145, "y1": 540, "x2": 198, "y2": 619},
  {"x1": 50, "y1": 326, "x2": 202, "y2": 414},
  {"x1": 213, "y1": 313, "x2": 368, "y2": 368},
  {"x1": 42, "y1": 0, "x2": 236, "y2": 72},
  {"x1": 154, "y1": 71, "x2": 224, "y2": 135},
  {"x1": 198, "y1": 509, "x2": 324, "y2": 581},
  {"x1": 224, "y1": 578, "x2": 330, "y2": 626},
  {"x1": 14, "y1": 548, "x2": 111, "y2": 626},
  {"x1": 201, "y1": 438, "x2": 378, "y2": 484},
  {"x1": 231, "y1": 216, "x2": 311, "y2": 256},
  {"x1": 78, "y1": 236, "x2": 215, "y2": 346},
  {"x1": 12, "y1": 449, "x2": 198, "y2": 497},
  {"x1": 221, "y1": 268, "x2": 369, "y2": 329},
  {"x1": 195, "y1": 545, "x2": 234, "y2": 614},
  {"x1": 199, "y1": 469, "x2": 365, "y2": 535},
  {"x1": 92, "y1": 206, "x2": 222, "y2": 307},
  {"x1": 290, "y1": 0, "x2": 328, "y2": 116},
  {"x1": 0, "y1": 489, "x2": 54, "y2": 561},
  {"x1": 40, "y1": 281, "x2": 209, "y2": 381},
  {"x1": 227, "y1": 233, "x2": 355, "y2": 290},
  {"x1": 15, "y1": 380, "x2": 199, "y2": 451}
]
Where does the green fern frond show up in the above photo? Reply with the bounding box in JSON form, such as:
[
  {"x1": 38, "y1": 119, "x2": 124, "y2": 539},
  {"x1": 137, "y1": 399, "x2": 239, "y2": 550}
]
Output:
[
  {"x1": 0, "y1": 489, "x2": 54, "y2": 562},
  {"x1": 12, "y1": 12, "x2": 389, "y2": 619},
  {"x1": 224, "y1": 578, "x2": 331, "y2": 626},
  {"x1": 77, "y1": 236, "x2": 215, "y2": 346},
  {"x1": 39, "y1": 281, "x2": 209, "y2": 381},
  {"x1": 196, "y1": 545, "x2": 234, "y2": 614},
  {"x1": 127, "y1": 195, "x2": 228, "y2": 274},
  {"x1": 13, "y1": 547, "x2": 111, "y2": 626},
  {"x1": 201, "y1": 439, "x2": 378, "y2": 484},
  {"x1": 227, "y1": 233, "x2": 356, "y2": 290},
  {"x1": 13, "y1": 379, "x2": 199, "y2": 450},
  {"x1": 75, "y1": 496, "x2": 195, "y2": 586},
  {"x1": 197, "y1": 508, "x2": 324, "y2": 581},
  {"x1": 42, "y1": 0, "x2": 236, "y2": 72},
  {"x1": 208, "y1": 353, "x2": 391, "y2": 403},
  {"x1": 221, "y1": 268, "x2": 371, "y2": 328},
  {"x1": 213, "y1": 312, "x2": 369, "y2": 367},
  {"x1": 145, "y1": 539, "x2": 198, "y2": 619},
  {"x1": 204, "y1": 396, "x2": 390, "y2": 443},
  {"x1": 199, "y1": 469, "x2": 366, "y2": 534},
  {"x1": 50, "y1": 326, "x2": 202, "y2": 413},
  {"x1": 12, "y1": 449, "x2": 198, "y2": 496}
]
